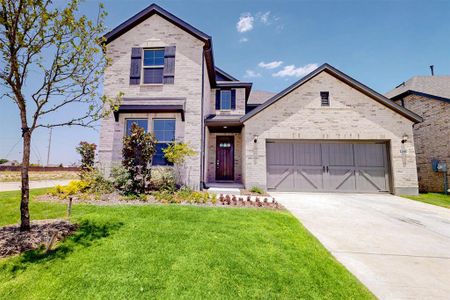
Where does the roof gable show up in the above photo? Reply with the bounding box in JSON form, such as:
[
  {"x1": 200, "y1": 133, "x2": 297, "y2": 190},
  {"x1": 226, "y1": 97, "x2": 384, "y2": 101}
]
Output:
[
  {"x1": 241, "y1": 63, "x2": 422, "y2": 123},
  {"x1": 386, "y1": 76, "x2": 450, "y2": 102},
  {"x1": 103, "y1": 4, "x2": 211, "y2": 45}
]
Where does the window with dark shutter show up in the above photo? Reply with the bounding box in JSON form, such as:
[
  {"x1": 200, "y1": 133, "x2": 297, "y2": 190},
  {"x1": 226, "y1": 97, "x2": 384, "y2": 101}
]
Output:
[
  {"x1": 231, "y1": 89, "x2": 236, "y2": 110},
  {"x1": 130, "y1": 48, "x2": 142, "y2": 85},
  {"x1": 320, "y1": 91, "x2": 330, "y2": 106},
  {"x1": 219, "y1": 90, "x2": 232, "y2": 110},
  {"x1": 142, "y1": 49, "x2": 164, "y2": 84}
]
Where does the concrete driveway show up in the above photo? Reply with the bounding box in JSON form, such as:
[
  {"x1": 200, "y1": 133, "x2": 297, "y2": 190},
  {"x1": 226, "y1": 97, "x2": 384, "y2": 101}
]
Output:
[{"x1": 271, "y1": 192, "x2": 450, "y2": 300}]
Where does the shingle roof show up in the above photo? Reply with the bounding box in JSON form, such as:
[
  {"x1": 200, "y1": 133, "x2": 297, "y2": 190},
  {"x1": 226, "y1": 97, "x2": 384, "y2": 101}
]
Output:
[
  {"x1": 386, "y1": 76, "x2": 450, "y2": 101},
  {"x1": 247, "y1": 90, "x2": 276, "y2": 105}
]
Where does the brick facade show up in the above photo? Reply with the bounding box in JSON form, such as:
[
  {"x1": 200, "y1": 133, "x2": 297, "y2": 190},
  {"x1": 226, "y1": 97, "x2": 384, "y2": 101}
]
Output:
[
  {"x1": 395, "y1": 94, "x2": 450, "y2": 192},
  {"x1": 243, "y1": 71, "x2": 419, "y2": 195}
]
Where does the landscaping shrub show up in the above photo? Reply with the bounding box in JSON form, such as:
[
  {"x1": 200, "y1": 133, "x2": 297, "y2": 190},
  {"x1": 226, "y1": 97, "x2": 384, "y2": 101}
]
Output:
[
  {"x1": 150, "y1": 167, "x2": 176, "y2": 192},
  {"x1": 51, "y1": 180, "x2": 89, "y2": 199},
  {"x1": 110, "y1": 166, "x2": 133, "y2": 194},
  {"x1": 81, "y1": 168, "x2": 114, "y2": 194},
  {"x1": 163, "y1": 142, "x2": 195, "y2": 186},
  {"x1": 250, "y1": 186, "x2": 264, "y2": 195},
  {"x1": 76, "y1": 142, "x2": 97, "y2": 172},
  {"x1": 122, "y1": 124, "x2": 157, "y2": 195}
]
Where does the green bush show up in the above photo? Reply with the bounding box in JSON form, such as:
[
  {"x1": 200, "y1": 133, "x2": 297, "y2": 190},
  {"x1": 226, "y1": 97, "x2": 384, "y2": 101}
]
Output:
[
  {"x1": 82, "y1": 168, "x2": 114, "y2": 194},
  {"x1": 250, "y1": 186, "x2": 264, "y2": 195},
  {"x1": 111, "y1": 166, "x2": 132, "y2": 194},
  {"x1": 151, "y1": 168, "x2": 176, "y2": 192},
  {"x1": 76, "y1": 141, "x2": 96, "y2": 172}
]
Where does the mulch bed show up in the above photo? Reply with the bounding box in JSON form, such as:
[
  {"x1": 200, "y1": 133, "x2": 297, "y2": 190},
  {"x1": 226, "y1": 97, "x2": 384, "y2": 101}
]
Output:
[{"x1": 0, "y1": 220, "x2": 77, "y2": 258}]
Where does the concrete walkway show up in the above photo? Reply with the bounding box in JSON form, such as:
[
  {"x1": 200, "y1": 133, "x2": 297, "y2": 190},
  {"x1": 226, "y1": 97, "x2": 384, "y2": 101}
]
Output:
[
  {"x1": 0, "y1": 179, "x2": 72, "y2": 192},
  {"x1": 271, "y1": 192, "x2": 450, "y2": 300}
]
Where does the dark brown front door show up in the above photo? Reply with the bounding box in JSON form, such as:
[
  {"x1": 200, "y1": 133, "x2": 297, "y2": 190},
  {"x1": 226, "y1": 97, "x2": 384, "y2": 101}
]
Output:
[{"x1": 216, "y1": 136, "x2": 234, "y2": 181}]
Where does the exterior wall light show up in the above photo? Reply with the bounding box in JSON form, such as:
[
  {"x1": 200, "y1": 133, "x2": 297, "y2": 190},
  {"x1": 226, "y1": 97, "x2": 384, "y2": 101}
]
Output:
[
  {"x1": 401, "y1": 134, "x2": 408, "y2": 144},
  {"x1": 253, "y1": 135, "x2": 258, "y2": 143}
]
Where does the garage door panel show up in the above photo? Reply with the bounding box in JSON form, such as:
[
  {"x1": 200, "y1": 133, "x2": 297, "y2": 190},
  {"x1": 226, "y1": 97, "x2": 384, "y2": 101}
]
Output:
[
  {"x1": 266, "y1": 141, "x2": 390, "y2": 193},
  {"x1": 355, "y1": 144, "x2": 385, "y2": 167},
  {"x1": 295, "y1": 167, "x2": 324, "y2": 191},
  {"x1": 328, "y1": 169, "x2": 356, "y2": 191},
  {"x1": 267, "y1": 167, "x2": 294, "y2": 190},
  {"x1": 326, "y1": 144, "x2": 355, "y2": 166},
  {"x1": 266, "y1": 143, "x2": 293, "y2": 165},
  {"x1": 357, "y1": 169, "x2": 388, "y2": 192},
  {"x1": 293, "y1": 143, "x2": 322, "y2": 166}
]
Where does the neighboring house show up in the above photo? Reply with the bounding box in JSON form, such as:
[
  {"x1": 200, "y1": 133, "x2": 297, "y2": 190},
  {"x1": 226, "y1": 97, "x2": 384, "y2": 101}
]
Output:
[
  {"x1": 99, "y1": 3, "x2": 422, "y2": 195},
  {"x1": 386, "y1": 76, "x2": 450, "y2": 193}
]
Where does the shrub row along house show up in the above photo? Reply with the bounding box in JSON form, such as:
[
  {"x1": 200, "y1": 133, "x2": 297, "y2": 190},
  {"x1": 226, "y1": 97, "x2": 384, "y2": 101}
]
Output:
[
  {"x1": 99, "y1": 3, "x2": 422, "y2": 195},
  {"x1": 387, "y1": 76, "x2": 450, "y2": 193}
]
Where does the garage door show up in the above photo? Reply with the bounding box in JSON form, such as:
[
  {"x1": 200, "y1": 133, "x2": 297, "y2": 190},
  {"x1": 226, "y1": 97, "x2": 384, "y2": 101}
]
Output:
[{"x1": 266, "y1": 141, "x2": 390, "y2": 192}]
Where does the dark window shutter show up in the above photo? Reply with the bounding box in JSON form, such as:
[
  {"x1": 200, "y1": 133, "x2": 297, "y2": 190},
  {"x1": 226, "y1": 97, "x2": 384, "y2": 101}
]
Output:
[
  {"x1": 130, "y1": 48, "x2": 142, "y2": 85},
  {"x1": 163, "y1": 46, "x2": 176, "y2": 84},
  {"x1": 231, "y1": 89, "x2": 236, "y2": 110},
  {"x1": 215, "y1": 90, "x2": 220, "y2": 109}
]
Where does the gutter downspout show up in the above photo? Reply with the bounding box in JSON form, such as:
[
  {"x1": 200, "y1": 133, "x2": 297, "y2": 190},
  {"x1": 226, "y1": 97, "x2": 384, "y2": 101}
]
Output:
[{"x1": 199, "y1": 48, "x2": 206, "y2": 190}]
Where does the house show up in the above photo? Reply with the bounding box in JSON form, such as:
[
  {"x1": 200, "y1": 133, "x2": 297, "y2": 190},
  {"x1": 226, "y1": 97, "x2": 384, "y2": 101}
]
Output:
[
  {"x1": 98, "y1": 3, "x2": 422, "y2": 195},
  {"x1": 386, "y1": 76, "x2": 450, "y2": 193}
]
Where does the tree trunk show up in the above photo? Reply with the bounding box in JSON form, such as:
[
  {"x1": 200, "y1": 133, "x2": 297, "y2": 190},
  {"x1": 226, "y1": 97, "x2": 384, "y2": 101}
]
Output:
[{"x1": 20, "y1": 130, "x2": 31, "y2": 231}]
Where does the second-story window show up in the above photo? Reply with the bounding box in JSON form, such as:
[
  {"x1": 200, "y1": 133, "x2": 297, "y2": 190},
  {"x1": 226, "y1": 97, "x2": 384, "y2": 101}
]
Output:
[
  {"x1": 220, "y1": 90, "x2": 232, "y2": 110},
  {"x1": 143, "y1": 49, "x2": 164, "y2": 84}
]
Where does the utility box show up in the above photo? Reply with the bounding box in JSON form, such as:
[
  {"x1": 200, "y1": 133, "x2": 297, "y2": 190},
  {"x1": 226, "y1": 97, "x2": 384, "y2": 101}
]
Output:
[
  {"x1": 432, "y1": 159, "x2": 447, "y2": 172},
  {"x1": 437, "y1": 161, "x2": 447, "y2": 173}
]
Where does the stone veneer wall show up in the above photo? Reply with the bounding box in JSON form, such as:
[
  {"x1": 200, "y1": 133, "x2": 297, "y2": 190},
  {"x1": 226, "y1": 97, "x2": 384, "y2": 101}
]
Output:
[
  {"x1": 242, "y1": 71, "x2": 419, "y2": 195},
  {"x1": 98, "y1": 14, "x2": 205, "y2": 188},
  {"x1": 206, "y1": 131, "x2": 242, "y2": 183},
  {"x1": 396, "y1": 94, "x2": 450, "y2": 192}
]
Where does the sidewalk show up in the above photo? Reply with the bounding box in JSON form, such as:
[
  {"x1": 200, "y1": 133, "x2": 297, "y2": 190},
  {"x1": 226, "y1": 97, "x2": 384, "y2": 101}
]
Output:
[{"x1": 0, "y1": 179, "x2": 72, "y2": 192}]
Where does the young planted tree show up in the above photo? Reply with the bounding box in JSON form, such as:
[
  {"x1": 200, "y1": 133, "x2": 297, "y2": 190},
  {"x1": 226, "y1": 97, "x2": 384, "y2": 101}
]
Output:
[
  {"x1": 75, "y1": 141, "x2": 96, "y2": 172},
  {"x1": 0, "y1": 0, "x2": 121, "y2": 230},
  {"x1": 122, "y1": 124, "x2": 157, "y2": 195}
]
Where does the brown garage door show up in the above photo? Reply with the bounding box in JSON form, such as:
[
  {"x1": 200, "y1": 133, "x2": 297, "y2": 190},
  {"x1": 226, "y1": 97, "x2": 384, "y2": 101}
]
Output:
[{"x1": 266, "y1": 141, "x2": 390, "y2": 192}]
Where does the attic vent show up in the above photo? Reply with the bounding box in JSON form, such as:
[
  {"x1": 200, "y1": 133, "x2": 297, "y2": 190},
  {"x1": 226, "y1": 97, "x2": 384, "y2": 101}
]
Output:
[{"x1": 320, "y1": 91, "x2": 329, "y2": 106}]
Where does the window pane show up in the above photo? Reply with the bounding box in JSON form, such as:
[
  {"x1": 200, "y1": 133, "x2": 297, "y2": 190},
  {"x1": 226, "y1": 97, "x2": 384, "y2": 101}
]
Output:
[
  {"x1": 220, "y1": 90, "x2": 231, "y2": 110},
  {"x1": 126, "y1": 119, "x2": 148, "y2": 136},
  {"x1": 163, "y1": 131, "x2": 175, "y2": 142},
  {"x1": 154, "y1": 131, "x2": 165, "y2": 141},
  {"x1": 143, "y1": 68, "x2": 163, "y2": 84},
  {"x1": 165, "y1": 119, "x2": 176, "y2": 131},
  {"x1": 143, "y1": 49, "x2": 164, "y2": 66},
  {"x1": 153, "y1": 119, "x2": 165, "y2": 131},
  {"x1": 153, "y1": 143, "x2": 173, "y2": 166}
]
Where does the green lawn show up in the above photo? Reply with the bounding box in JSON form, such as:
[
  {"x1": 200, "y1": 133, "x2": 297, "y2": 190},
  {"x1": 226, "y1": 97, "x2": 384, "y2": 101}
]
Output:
[
  {"x1": 0, "y1": 190, "x2": 373, "y2": 299},
  {"x1": 402, "y1": 193, "x2": 450, "y2": 209}
]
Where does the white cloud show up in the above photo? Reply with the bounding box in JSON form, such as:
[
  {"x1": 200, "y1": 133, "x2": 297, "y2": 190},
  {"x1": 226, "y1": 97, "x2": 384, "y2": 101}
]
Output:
[
  {"x1": 272, "y1": 63, "x2": 318, "y2": 77},
  {"x1": 259, "y1": 11, "x2": 271, "y2": 24},
  {"x1": 258, "y1": 61, "x2": 283, "y2": 69},
  {"x1": 236, "y1": 14, "x2": 254, "y2": 33},
  {"x1": 239, "y1": 37, "x2": 249, "y2": 43},
  {"x1": 244, "y1": 70, "x2": 262, "y2": 78}
]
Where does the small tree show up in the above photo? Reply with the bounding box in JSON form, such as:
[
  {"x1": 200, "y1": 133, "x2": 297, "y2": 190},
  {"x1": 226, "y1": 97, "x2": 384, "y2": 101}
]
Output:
[
  {"x1": 76, "y1": 142, "x2": 96, "y2": 172},
  {"x1": 122, "y1": 124, "x2": 157, "y2": 194},
  {"x1": 0, "y1": 158, "x2": 8, "y2": 165},
  {"x1": 0, "y1": 0, "x2": 121, "y2": 231},
  {"x1": 163, "y1": 142, "x2": 196, "y2": 185}
]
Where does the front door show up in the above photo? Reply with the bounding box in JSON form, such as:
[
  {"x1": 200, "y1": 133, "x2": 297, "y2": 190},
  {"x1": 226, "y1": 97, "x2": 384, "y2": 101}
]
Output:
[{"x1": 216, "y1": 136, "x2": 234, "y2": 180}]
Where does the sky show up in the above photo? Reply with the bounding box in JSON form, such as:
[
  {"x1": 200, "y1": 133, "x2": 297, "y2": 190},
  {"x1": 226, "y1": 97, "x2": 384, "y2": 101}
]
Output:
[{"x1": 1, "y1": 0, "x2": 449, "y2": 165}]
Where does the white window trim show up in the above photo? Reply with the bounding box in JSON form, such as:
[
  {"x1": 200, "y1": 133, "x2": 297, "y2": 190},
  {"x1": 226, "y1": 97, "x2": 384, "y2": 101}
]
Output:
[{"x1": 141, "y1": 48, "x2": 164, "y2": 85}]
